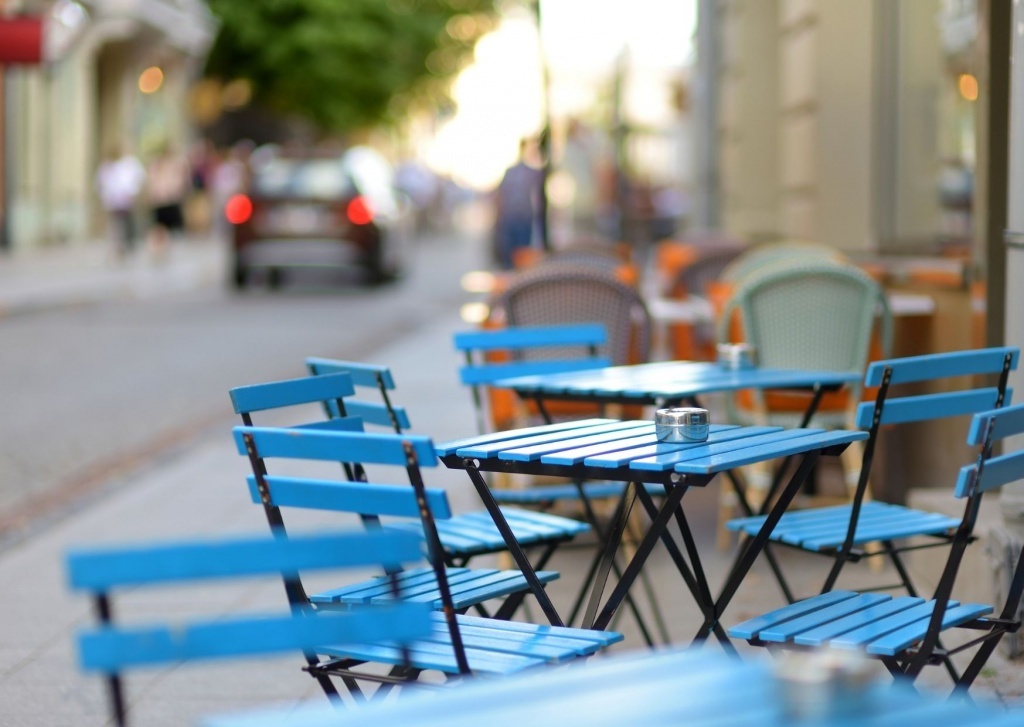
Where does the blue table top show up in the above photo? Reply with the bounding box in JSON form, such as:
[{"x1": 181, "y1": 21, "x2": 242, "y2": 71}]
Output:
[
  {"x1": 435, "y1": 418, "x2": 867, "y2": 479},
  {"x1": 201, "y1": 647, "x2": 1020, "y2": 727},
  {"x1": 491, "y1": 360, "x2": 862, "y2": 403}
]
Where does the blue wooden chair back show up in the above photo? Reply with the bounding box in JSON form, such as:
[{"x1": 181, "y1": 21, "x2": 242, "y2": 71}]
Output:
[
  {"x1": 229, "y1": 372, "x2": 355, "y2": 425},
  {"x1": 454, "y1": 322, "x2": 610, "y2": 433},
  {"x1": 235, "y1": 425, "x2": 473, "y2": 674},
  {"x1": 855, "y1": 347, "x2": 1019, "y2": 430},
  {"x1": 305, "y1": 358, "x2": 411, "y2": 431},
  {"x1": 66, "y1": 529, "x2": 431, "y2": 726}
]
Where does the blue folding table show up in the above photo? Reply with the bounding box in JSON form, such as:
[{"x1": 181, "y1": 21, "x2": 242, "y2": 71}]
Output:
[
  {"x1": 435, "y1": 417, "x2": 867, "y2": 649},
  {"x1": 491, "y1": 359, "x2": 861, "y2": 427},
  {"x1": 201, "y1": 646, "x2": 1021, "y2": 727}
]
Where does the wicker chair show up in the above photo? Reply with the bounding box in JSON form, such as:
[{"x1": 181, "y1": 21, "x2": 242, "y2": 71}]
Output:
[
  {"x1": 714, "y1": 257, "x2": 893, "y2": 546},
  {"x1": 490, "y1": 263, "x2": 652, "y2": 369}
]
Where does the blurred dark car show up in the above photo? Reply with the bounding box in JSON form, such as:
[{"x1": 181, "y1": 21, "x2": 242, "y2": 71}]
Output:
[{"x1": 226, "y1": 147, "x2": 411, "y2": 288}]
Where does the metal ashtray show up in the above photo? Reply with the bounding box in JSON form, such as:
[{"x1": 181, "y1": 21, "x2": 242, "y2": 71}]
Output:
[
  {"x1": 717, "y1": 342, "x2": 757, "y2": 370},
  {"x1": 654, "y1": 407, "x2": 710, "y2": 443}
]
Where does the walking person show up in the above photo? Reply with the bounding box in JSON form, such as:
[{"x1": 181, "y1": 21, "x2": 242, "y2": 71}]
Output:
[
  {"x1": 145, "y1": 142, "x2": 191, "y2": 259},
  {"x1": 493, "y1": 138, "x2": 543, "y2": 270},
  {"x1": 95, "y1": 143, "x2": 146, "y2": 259}
]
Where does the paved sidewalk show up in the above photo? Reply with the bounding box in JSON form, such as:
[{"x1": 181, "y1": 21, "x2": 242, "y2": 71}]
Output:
[
  {"x1": 0, "y1": 233, "x2": 1021, "y2": 725},
  {"x1": 0, "y1": 235, "x2": 225, "y2": 319}
]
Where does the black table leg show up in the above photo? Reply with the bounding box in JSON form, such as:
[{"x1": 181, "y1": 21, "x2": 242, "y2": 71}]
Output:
[
  {"x1": 591, "y1": 481, "x2": 689, "y2": 631},
  {"x1": 696, "y1": 450, "x2": 822, "y2": 643},
  {"x1": 463, "y1": 461, "x2": 565, "y2": 627}
]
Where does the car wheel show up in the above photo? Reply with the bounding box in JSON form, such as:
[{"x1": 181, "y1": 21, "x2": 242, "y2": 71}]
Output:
[{"x1": 231, "y1": 261, "x2": 248, "y2": 290}]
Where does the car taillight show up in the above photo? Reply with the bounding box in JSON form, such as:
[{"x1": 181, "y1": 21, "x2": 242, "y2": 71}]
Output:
[
  {"x1": 225, "y1": 194, "x2": 253, "y2": 225},
  {"x1": 346, "y1": 196, "x2": 374, "y2": 225}
]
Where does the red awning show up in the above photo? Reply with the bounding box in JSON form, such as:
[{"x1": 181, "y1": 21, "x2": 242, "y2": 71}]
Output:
[{"x1": 0, "y1": 17, "x2": 43, "y2": 64}]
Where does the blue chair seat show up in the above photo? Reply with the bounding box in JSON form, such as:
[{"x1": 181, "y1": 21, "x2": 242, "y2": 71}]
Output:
[
  {"x1": 726, "y1": 501, "x2": 961, "y2": 551},
  {"x1": 309, "y1": 566, "x2": 559, "y2": 611},
  {"x1": 729, "y1": 590, "x2": 993, "y2": 656},
  {"x1": 387, "y1": 508, "x2": 589, "y2": 557},
  {"x1": 320, "y1": 612, "x2": 622, "y2": 676}
]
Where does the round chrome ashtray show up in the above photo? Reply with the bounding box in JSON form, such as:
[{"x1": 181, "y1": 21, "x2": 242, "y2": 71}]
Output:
[
  {"x1": 717, "y1": 343, "x2": 757, "y2": 370},
  {"x1": 654, "y1": 407, "x2": 710, "y2": 443}
]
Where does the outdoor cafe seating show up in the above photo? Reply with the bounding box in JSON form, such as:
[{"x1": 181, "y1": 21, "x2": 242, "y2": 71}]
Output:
[
  {"x1": 228, "y1": 371, "x2": 586, "y2": 621},
  {"x1": 729, "y1": 401, "x2": 1024, "y2": 696}
]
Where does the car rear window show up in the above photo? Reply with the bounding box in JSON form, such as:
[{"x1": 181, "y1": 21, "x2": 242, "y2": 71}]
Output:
[{"x1": 250, "y1": 159, "x2": 354, "y2": 200}]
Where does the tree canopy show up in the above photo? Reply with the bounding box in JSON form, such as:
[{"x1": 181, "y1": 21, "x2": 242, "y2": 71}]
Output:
[{"x1": 203, "y1": 0, "x2": 499, "y2": 136}]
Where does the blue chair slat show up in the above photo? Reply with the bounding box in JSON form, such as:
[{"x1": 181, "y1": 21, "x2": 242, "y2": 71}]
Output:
[
  {"x1": 339, "y1": 398, "x2": 412, "y2": 430},
  {"x1": 825, "y1": 599, "x2": 965, "y2": 649},
  {"x1": 79, "y1": 605, "x2": 430, "y2": 673},
  {"x1": 863, "y1": 346, "x2": 1020, "y2": 387},
  {"x1": 967, "y1": 401, "x2": 1024, "y2": 444},
  {"x1": 402, "y1": 570, "x2": 558, "y2": 610},
  {"x1": 430, "y1": 509, "x2": 588, "y2": 548},
  {"x1": 292, "y1": 417, "x2": 365, "y2": 433},
  {"x1": 309, "y1": 567, "x2": 460, "y2": 605},
  {"x1": 433, "y1": 418, "x2": 617, "y2": 457},
  {"x1": 249, "y1": 475, "x2": 452, "y2": 520},
  {"x1": 959, "y1": 450, "x2": 1024, "y2": 497},
  {"x1": 67, "y1": 530, "x2": 424, "y2": 591},
  {"x1": 330, "y1": 640, "x2": 547, "y2": 676},
  {"x1": 453, "y1": 323, "x2": 607, "y2": 352},
  {"x1": 305, "y1": 358, "x2": 397, "y2": 390},
  {"x1": 864, "y1": 603, "x2": 995, "y2": 656},
  {"x1": 727, "y1": 590, "x2": 861, "y2": 640},
  {"x1": 787, "y1": 598, "x2": 931, "y2": 646},
  {"x1": 728, "y1": 503, "x2": 960, "y2": 550},
  {"x1": 229, "y1": 373, "x2": 354, "y2": 415},
  {"x1": 761, "y1": 597, "x2": 905, "y2": 643},
  {"x1": 855, "y1": 388, "x2": 1009, "y2": 429},
  {"x1": 318, "y1": 610, "x2": 622, "y2": 677},
  {"x1": 459, "y1": 357, "x2": 612, "y2": 386},
  {"x1": 234, "y1": 426, "x2": 438, "y2": 468},
  {"x1": 310, "y1": 567, "x2": 559, "y2": 610}
]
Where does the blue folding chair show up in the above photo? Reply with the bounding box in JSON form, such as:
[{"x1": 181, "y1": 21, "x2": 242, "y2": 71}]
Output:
[
  {"x1": 301, "y1": 358, "x2": 589, "y2": 570},
  {"x1": 729, "y1": 400, "x2": 1024, "y2": 696},
  {"x1": 66, "y1": 529, "x2": 432, "y2": 726},
  {"x1": 229, "y1": 372, "x2": 581, "y2": 620},
  {"x1": 304, "y1": 358, "x2": 411, "y2": 433},
  {"x1": 233, "y1": 425, "x2": 623, "y2": 689},
  {"x1": 726, "y1": 347, "x2": 1018, "y2": 605}
]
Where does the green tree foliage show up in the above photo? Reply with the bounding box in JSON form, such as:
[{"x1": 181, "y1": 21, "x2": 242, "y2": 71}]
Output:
[{"x1": 204, "y1": 0, "x2": 498, "y2": 135}]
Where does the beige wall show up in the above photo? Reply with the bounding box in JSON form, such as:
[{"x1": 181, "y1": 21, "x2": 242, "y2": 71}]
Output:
[
  {"x1": 719, "y1": 0, "x2": 780, "y2": 239},
  {"x1": 717, "y1": 0, "x2": 945, "y2": 254}
]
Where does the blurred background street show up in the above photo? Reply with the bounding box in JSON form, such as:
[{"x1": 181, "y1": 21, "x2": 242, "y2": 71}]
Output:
[{"x1": 3, "y1": 0, "x2": 1024, "y2": 723}]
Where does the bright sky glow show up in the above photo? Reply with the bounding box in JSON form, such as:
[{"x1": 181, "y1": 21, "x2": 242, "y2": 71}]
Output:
[{"x1": 425, "y1": 0, "x2": 697, "y2": 191}]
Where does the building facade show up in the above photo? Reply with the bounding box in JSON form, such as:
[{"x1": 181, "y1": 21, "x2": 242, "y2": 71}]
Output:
[{"x1": 1, "y1": 0, "x2": 215, "y2": 251}]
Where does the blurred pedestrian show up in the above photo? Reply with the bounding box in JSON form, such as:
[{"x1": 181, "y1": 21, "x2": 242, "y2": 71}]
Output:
[
  {"x1": 95, "y1": 143, "x2": 146, "y2": 259},
  {"x1": 145, "y1": 142, "x2": 191, "y2": 258},
  {"x1": 493, "y1": 138, "x2": 542, "y2": 269}
]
